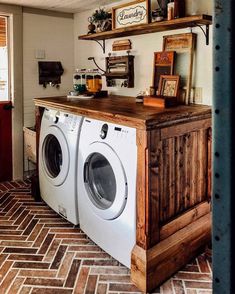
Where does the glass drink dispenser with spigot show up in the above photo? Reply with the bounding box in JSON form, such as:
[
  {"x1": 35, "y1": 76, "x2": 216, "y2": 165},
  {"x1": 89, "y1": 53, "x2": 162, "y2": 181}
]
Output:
[
  {"x1": 73, "y1": 69, "x2": 86, "y2": 94},
  {"x1": 86, "y1": 69, "x2": 102, "y2": 93}
]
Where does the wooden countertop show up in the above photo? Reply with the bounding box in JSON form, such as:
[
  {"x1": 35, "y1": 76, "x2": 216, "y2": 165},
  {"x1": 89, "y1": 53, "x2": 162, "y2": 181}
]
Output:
[{"x1": 34, "y1": 95, "x2": 211, "y2": 130}]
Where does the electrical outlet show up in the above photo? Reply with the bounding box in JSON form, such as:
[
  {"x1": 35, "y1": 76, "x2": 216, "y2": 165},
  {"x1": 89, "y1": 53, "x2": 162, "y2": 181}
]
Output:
[{"x1": 194, "y1": 87, "x2": 203, "y2": 104}]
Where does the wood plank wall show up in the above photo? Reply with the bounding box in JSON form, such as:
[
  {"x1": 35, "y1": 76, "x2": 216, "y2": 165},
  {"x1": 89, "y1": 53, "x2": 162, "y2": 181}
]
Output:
[
  {"x1": 151, "y1": 120, "x2": 212, "y2": 229},
  {"x1": 158, "y1": 128, "x2": 211, "y2": 225},
  {"x1": 0, "y1": 17, "x2": 6, "y2": 47}
]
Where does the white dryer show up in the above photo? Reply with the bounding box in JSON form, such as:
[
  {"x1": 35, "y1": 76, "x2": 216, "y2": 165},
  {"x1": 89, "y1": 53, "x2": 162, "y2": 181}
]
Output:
[
  {"x1": 39, "y1": 108, "x2": 83, "y2": 225},
  {"x1": 77, "y1": 118, "x2": 137, "y2": 268}
]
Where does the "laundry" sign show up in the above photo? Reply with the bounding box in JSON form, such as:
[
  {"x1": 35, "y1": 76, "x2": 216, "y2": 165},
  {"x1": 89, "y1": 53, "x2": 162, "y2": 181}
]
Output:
[{"x1": 112, "y1": 0, "x2": 149, "y2": 29}]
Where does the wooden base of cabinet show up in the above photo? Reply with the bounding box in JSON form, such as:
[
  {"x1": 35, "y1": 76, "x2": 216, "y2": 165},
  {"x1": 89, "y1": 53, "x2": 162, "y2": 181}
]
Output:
[{"x1": 131, "y1": 212, "x2": 211, "y2": 293}]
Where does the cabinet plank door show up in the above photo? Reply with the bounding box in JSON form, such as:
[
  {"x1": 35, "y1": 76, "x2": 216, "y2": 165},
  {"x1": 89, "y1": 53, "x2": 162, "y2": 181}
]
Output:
[{"x1": 158, "y1": 124, "x2": 211, "y2": 225}]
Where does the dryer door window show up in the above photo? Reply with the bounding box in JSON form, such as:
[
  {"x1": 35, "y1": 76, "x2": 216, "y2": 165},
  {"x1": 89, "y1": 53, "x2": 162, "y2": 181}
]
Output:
[
  {"x1": 44, "y1": 135, "x2": 62, "y2": 178},
  {"x1": 85, "y1": 152, "x2": 116, "y2": 210},
  {"x1": 83, "y1": 142, "x2": 127, "y2": 220},
  {"x1": 41, "y1": 126, "x2": 69, "y2": 186}
]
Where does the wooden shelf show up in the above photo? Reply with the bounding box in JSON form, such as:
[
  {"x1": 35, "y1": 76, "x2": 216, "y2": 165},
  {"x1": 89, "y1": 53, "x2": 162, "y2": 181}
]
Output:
[
  {"x1": 79, "y1": 15, "x2": 212, "y2": 41},
  {"x1": 105, "y1": 72, "x2": 128, "y2": 77}
]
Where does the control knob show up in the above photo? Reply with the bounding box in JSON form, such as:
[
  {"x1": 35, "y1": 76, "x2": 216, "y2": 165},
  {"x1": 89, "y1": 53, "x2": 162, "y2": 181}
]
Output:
[
  {"x1": 100, "y1": 124, "x2": 108, "y2": 139},
  {"x1": 53, "y1": 111, "x2": 60, "y2": 124}
]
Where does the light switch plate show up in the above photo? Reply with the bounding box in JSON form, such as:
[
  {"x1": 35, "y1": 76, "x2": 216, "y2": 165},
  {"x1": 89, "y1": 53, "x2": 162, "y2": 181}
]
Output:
[
  {"x1": 194, "y1": 87, "x2": 203, "y2": 104},
  {"x1": 35, "y1": 49, "x2": 45, "y2": 59}
]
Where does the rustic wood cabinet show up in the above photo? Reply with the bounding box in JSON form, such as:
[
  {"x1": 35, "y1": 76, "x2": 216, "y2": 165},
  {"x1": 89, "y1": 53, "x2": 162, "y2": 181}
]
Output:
[
  {"x1": 34, "y1": 96, "x2": 211, "y2": 293},
  {"x1": 132, "y1": 114, "x2": 211, "y2": 292}
]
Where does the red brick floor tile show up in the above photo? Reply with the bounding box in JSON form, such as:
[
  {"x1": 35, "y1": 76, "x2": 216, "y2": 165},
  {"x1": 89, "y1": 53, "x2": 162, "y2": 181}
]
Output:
[
  {"x1": 7, "y1": 276, "x2": 25, "y2": 294},
  {"x1": 18, "y1": 269, "x2": 57, "y2": 278},
  {"x1": 73, "y1": 266, "x2": 90, "y2": 294},
  {"x1": 57, "y1": 251, "x2": 75, "y2": 279},
  {"x1": 19, "y1": 286, "x2": 32, "y2": 293},
  {"x1": 0, "y1": 268, "x2": 18, "y2": 292},
  {"x1": 85, "y1": 274, "x2": 98, "y2": 293}
]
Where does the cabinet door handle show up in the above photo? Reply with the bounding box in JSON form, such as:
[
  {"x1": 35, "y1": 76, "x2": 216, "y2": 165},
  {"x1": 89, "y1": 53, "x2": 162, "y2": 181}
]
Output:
[{"x1": 3, "y1": 103, "x2": 14, "y2": 110}]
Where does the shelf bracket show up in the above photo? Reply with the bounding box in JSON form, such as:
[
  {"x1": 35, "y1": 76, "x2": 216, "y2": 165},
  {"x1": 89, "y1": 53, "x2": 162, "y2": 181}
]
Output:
[
  {"x1": 195, "y1": 24, "x2": 210, "y2": 45},
  {"x1": 93, "y1": 39, "x2": 106, "y2": 53}
]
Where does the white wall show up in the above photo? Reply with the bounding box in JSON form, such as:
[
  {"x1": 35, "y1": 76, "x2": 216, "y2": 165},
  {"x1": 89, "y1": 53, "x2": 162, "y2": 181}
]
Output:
[
  {"x1": 74, "y1": 2, "x2": 213, "y2": 105},
  {"x1": 23, "y1": 12, "x2": 74, "y2": 127}
]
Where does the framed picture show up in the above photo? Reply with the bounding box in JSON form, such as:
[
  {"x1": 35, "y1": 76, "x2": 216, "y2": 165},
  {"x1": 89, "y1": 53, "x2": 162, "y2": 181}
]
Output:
[
  {"x1": 158, "y1": 75, "x2": 180, "y2": 97},
  {"x1": 112, "y1": 0, "x2": 150, "y2": 30},
  {"x1": 152, "y1": 51, "x2": 175, "y2": 93},
  {"x1": 163, "y1": 33, "x2": 196, "y2": 104}
]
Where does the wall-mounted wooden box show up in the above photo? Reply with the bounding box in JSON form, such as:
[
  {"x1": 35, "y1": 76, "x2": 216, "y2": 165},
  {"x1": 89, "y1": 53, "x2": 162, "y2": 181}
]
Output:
[{"x1": 105, "y1": 55, "x2": 134, "y2": 88}]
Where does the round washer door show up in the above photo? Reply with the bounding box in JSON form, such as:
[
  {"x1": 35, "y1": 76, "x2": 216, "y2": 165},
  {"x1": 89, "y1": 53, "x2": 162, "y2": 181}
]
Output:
[
  {"x1": 83, "y1": 142, "x2": 127, "y2": 220},
  {"x1": 41, "y1": 126, "x2": 69, "y2": 186}
]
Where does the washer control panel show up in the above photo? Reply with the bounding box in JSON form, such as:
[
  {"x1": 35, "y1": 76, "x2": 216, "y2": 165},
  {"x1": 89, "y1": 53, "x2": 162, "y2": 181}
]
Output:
[
  {"x1": 43, "y1": 109, "x2": 81, "y2": 133},
  {"x1": 82, "y1": 118, "x2": 136, "y2": 144},
  {"x1": 64, "y1": 114, "x2": 80, "y2": 132},
  {"x1": 113, "y1": 126, "x2": 133, "y2": 140}
]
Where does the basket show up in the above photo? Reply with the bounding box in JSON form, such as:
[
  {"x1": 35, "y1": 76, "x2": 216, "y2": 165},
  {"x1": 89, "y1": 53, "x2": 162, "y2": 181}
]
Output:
[{"x1": 23, "y1": 126, "x2": 36, "y2": 163}]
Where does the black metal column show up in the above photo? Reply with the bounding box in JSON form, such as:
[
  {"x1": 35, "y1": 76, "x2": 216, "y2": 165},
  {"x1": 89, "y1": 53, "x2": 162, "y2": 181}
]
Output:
[{"x1": 213, "y1": 0, "x2": 234, "y2": 293}]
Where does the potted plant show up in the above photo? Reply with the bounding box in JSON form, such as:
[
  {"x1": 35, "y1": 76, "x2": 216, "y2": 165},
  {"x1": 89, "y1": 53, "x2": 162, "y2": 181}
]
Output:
[{"x1": 91, "y1": 8, "x2": 112, "y2": 32}]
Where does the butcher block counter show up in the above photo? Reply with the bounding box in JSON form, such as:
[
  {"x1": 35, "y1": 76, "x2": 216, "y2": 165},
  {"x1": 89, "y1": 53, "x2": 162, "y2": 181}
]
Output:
[
  {"x1": 34, "y1": 95, "x2": 212, "y2": 293},
  {"x1": 34, "y1": 95, "x2": 211, "y2": 130}
]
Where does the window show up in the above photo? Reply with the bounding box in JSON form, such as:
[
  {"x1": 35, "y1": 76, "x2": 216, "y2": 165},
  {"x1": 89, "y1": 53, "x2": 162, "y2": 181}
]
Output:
[{"x1": 0, "y1": 16, "x2": 9, "y2": 101}]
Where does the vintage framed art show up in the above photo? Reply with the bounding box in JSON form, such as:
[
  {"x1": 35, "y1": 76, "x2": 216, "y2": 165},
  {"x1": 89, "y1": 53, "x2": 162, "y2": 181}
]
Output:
[
  {"x1": 163, "y1": 33, "x2": 196, "y2": 104},
  {"x1": 158, "y1": 75, "x2": 180, "y2": 97},
  {"x1": 152, "y1": 51, "x2": 175, "y2": 94},
  {"x1": 112, "y1": 0, "x2": 150, "y2": 30}
]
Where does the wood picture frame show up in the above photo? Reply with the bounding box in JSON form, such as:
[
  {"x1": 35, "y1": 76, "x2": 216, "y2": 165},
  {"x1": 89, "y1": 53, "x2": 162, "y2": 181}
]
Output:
[
  {"x1": 163, "y1": 33, "x2": 196, "y2": 104},
  {"x1": 112, "y1": 0, "x2": 150, "y2": 30},
  {"x1": 158, "y1": 75, "x2": 180, "y2": 97},
  {"x1": 152, "y1": 51, "x2": 175, "y2": 94}
]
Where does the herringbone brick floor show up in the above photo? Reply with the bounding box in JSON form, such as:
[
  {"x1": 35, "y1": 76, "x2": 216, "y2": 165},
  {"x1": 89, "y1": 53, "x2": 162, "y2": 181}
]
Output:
[{"x1": 0, "y1": 180, "x2": 212, "y2": 294}]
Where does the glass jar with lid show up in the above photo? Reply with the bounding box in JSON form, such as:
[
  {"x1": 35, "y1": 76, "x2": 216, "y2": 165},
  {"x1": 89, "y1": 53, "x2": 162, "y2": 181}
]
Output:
[
  {"x1": 73, "y1": 69, "x2": 87, "y2": 94},
  {"x1": 86, "y1": 69, "x2": 102, "y2": 93}
]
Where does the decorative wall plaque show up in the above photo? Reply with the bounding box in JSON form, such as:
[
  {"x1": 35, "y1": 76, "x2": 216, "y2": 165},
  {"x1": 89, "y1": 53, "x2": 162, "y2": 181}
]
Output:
[
  {"x1": 152, "y1": 51, "x2": 175, "y2": 93},
  {"x1": 163, "y1": 33, "x2": 196, "y2": 104},
  {"x1": 112, "y1": 0, "x2": 150, "y2": 29}
]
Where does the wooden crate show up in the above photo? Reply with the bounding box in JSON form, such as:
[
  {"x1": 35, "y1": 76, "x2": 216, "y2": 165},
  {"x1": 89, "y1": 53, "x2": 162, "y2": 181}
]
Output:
[{"x1": 23, "y1": 127, "x2": 36, "y2": 163}]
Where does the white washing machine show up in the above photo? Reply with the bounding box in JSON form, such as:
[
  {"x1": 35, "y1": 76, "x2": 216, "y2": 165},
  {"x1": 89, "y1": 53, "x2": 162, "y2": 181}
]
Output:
[
  {"x1": 39, "y1": 108, "x2": 83, "y2": 225},
  {"x1": 77, "y1": 118, "x2": 137, "y2": 268}
]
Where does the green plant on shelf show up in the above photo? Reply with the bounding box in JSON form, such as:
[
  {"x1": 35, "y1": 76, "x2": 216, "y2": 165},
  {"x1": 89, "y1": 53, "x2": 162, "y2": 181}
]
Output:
[
  {"x1": 92, "y1": 8, "x2": 111, "y2": 22},
  {"x1": 91, "y1": 8, "x2": 112, "y2": 32}
]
